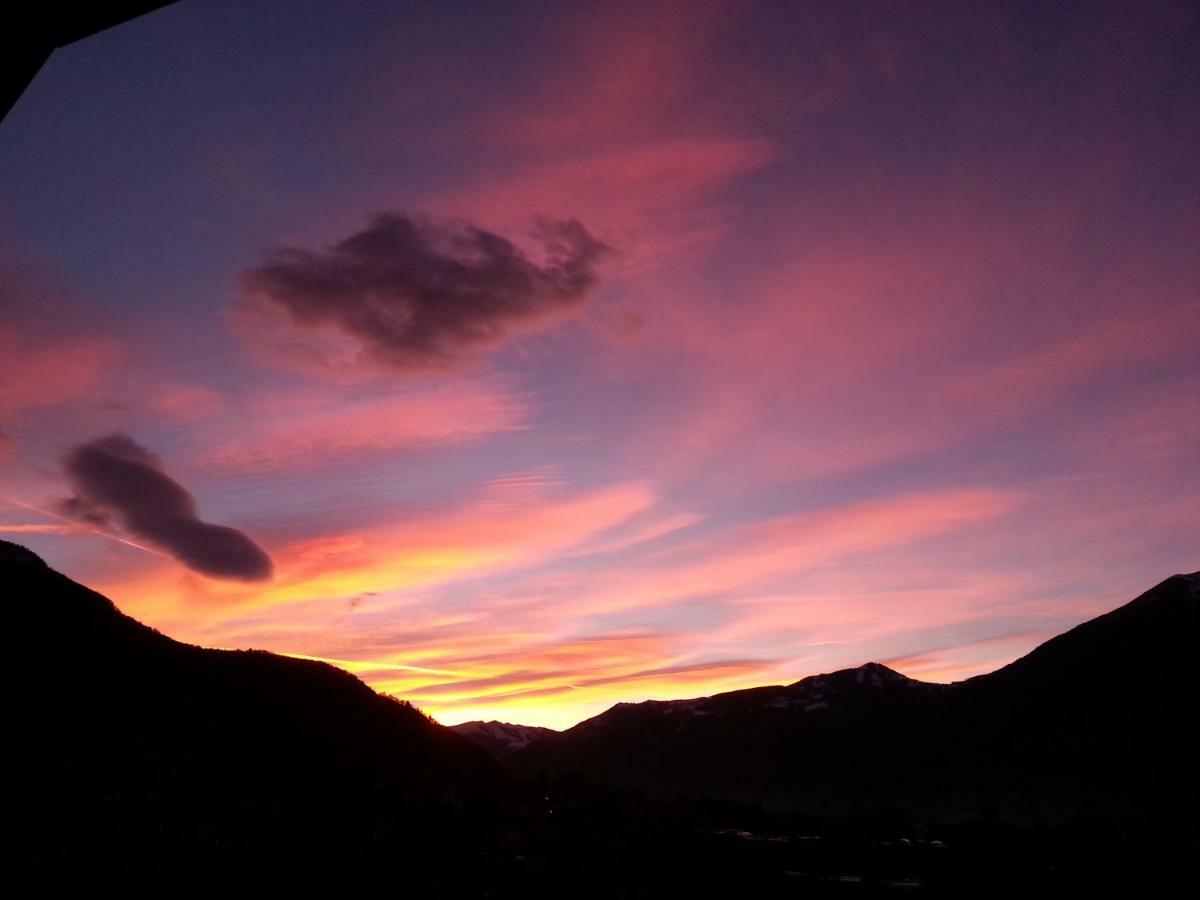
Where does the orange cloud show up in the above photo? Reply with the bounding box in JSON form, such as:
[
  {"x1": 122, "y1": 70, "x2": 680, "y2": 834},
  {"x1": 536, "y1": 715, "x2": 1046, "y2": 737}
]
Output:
[
  {"x1": 255, "y1": 479, "x2": 657, "y2": 606},
  {"x1": 88, "y1": 477, "x2": 658, "y2": 622},
  {"x1": 37, "y1": 469, "x2": 1175, "y2": 730},
  {"x1": 235, "y1": 488, "x2": 1017, "y2": 725},
  {"x1": 0, "y1": 523, "x2": 73, "y2": 534}
]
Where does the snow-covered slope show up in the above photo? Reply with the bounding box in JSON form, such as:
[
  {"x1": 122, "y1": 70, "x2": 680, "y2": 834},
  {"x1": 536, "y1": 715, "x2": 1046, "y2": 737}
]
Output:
[{"x1": 451, "y1": 720, "x2": 559, "y2": 758}]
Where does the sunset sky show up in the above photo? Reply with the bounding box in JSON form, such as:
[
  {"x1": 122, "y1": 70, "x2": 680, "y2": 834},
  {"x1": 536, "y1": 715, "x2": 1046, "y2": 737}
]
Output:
[{"x1": 1, "y1": 0, "x2": 1196, "y2": 728}]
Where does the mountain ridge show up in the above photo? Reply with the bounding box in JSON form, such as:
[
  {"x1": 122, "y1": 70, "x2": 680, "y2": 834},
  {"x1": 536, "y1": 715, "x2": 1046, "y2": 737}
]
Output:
[
  {"x1": 9, "y1": 539, "x2": 502, "y2": 895},
  {"x1": 10, "y1": 537, "x2": 1197, "y2": 892},
  {"x1": 509, "y1": 571, "x2": 1198, "y2": 825},
  {"x1": 468, "y1": 574, "x2": 1198, "y2": 736}
]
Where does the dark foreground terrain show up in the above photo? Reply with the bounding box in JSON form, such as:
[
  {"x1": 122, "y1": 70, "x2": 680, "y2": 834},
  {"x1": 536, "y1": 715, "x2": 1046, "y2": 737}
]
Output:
[{"x1": 11, "y1": 539, "x2": 1196, "y2": 897}]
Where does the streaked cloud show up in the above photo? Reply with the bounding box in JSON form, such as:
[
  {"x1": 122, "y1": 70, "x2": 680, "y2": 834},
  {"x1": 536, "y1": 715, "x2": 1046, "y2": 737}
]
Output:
[{"x1": 203, "y1": 380, "x2": 529, "y2": 470}]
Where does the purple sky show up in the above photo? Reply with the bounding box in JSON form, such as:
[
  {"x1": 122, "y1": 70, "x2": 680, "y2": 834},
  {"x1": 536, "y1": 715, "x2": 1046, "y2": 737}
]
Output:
[{"x1": 1, "y1": 0, "x2": 1196, "y2": 727}]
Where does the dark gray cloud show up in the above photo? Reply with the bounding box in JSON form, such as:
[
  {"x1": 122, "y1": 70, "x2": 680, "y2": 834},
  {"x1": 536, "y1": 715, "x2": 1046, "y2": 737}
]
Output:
[
  {"x1": 236, "y1": 213, "x2": 610, "y2": 373},
  {"x1": 58, "y1": 434, "x2": 272, "y2": 581}
]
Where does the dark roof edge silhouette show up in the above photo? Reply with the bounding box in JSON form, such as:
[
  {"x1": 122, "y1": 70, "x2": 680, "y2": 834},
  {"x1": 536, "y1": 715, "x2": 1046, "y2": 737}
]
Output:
[{"x1": 2, "y1": 1, "x2": 179, "y2": 124}]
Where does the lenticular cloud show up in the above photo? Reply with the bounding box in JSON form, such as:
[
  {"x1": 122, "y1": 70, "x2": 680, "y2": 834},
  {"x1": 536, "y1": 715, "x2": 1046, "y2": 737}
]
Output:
[
  {"x1": 58, "y1": 434, "x2": 273, "y2": 581},
  {"x1": 236, "y1": 212, "x2": 610, "y2": 375}
]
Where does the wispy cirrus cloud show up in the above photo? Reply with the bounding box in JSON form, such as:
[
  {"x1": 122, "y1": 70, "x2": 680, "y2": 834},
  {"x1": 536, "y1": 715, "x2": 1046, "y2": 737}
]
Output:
[
  {"x1": 149, "y1": 384, "x2": 225, "y2": 422},
  {"x1": 438, "y1": 138, "x2": 777, "y2": 275},
  {"x1": 202, "y1": 380, "x2": 529, "y2": 471}
]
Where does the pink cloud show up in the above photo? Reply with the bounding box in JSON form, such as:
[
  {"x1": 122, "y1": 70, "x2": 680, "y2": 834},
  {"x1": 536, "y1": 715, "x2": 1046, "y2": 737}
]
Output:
[
  {"x1": 202, "y1": 380, "x2": 529, "y2": 470},
  {"x1": 435, "y1": 137, "x2": 777, "y2": 276},
  {"x1": 482, "y1": 0, "x2": 735, "y2": 149},
  {"x1": 151, "y1": 385, "x2": 224, "y2": 422},
  {"x1": 582, "y1": 173, "x2": 1199, "y2": 495},
  {"x1": 0, "y1": 327, "x2": 121, "y2": 416},
  {"x1": 523, "y1": 489, "x2": 1021, "y2": 622},
  {"x1": 358, "y1": 5, "x2": 780, "y2": 280},
  {"x1": 879, "y1": 629, "x2": 1061, "y2": 684}
]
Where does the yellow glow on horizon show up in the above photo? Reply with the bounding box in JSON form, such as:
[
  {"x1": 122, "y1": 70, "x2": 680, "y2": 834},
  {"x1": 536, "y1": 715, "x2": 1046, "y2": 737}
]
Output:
[{"x1": 25, "y1": 484, "x2": 1049, "y2": 731}]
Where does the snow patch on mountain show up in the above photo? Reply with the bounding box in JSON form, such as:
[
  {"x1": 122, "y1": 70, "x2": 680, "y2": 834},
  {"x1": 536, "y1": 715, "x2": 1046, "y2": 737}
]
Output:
[{"x1": 451, "y1": 720, "x2": 558, "y2": 756}]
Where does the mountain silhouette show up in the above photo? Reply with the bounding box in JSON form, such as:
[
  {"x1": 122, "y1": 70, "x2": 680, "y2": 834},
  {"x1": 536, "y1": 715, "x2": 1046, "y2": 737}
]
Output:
[
  {"x1": 512, "y1": 573, "x2": 1199, "y2": 827},
  {"x1": 12, "y1": 539, "x2": 1197, "y2": 895},
  {"x1": 10, "y1": 540, "x2": 499, "y2": 896}
]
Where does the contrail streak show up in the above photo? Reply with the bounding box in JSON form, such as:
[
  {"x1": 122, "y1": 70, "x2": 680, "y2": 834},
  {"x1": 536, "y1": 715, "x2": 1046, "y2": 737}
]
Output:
[{"x1": 0, "y1": 494, "x2": 168, "y2": 558}]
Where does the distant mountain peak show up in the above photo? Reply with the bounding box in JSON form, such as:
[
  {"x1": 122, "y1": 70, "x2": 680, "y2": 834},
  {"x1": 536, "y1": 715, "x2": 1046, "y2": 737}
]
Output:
[
  {"x1": 854, "y1": 661, "x2": 910, "y2": 682},
  {"x1": 786, "y1": 660, "x2": 915, "y2": 691},
  {"x1": 451, "y1": 720, "x2": 559, "y2": 758}
]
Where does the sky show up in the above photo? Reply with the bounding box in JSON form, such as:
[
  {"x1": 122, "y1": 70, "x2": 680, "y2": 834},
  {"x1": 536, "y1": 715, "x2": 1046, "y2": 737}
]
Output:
[{"x1": 1, "y1": 0, "x2": 1196, "y2": 729}]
